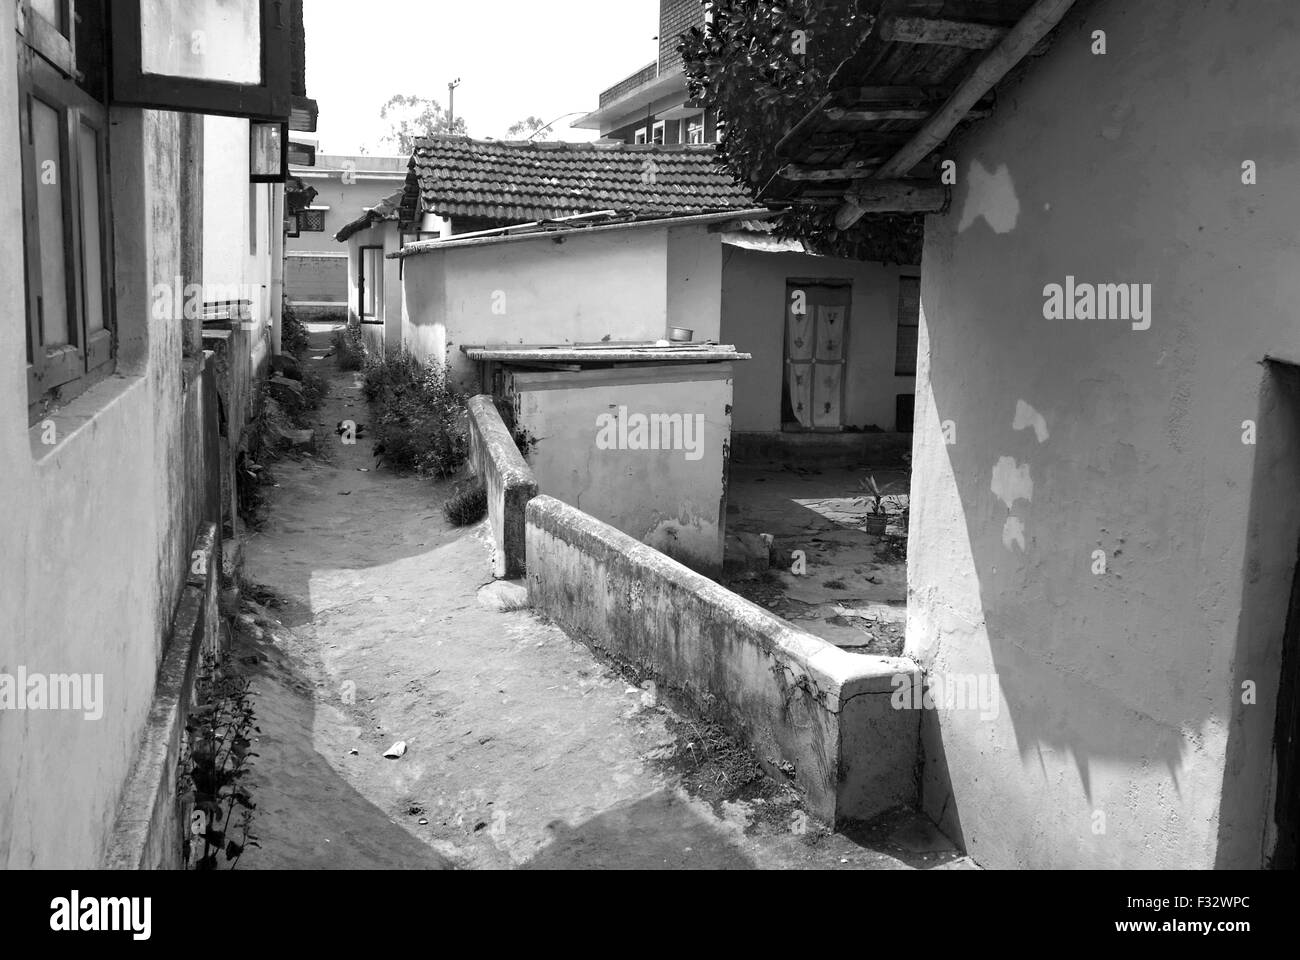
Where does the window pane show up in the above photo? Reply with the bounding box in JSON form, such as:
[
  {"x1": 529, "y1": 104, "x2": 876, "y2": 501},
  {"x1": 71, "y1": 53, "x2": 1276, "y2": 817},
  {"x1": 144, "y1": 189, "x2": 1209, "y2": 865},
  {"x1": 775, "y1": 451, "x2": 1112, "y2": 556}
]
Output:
[
  {"x1": 79, "y1": 123, "x2": 105, "y2": 333},
  {"x1": 73, "y1": 0, "x2": 109, "y2": 101},
  {"x1": 31, "y1": 0, "x2": 65, "y2": 33},
  {"x1": 32, "y1": 97, "x2": 69, "y2": 347},
  {"x1": 248, "y1": 183, "x2": 257, "y2": 254},
  {"x1": 250, "y1": 122, "x2": 282, "y2": 177},
  {"x1": 361, "y1": 248, "x2": 382, "y2": 317},
  {"x1": 139, "y1": 0, "x2": 262, "y2": 84},
  {"x1": 895, "y1": 276, "x2": 921, "y2": 376}
]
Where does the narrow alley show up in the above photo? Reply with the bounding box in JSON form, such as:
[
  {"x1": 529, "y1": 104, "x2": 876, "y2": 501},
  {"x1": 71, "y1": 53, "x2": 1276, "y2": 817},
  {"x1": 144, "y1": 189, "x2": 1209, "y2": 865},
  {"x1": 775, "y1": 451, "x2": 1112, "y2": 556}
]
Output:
[
  {"x1": 231, "y1": 328, "x2": 962, "y2": 871},
  {"x1": 7, "y1": 0, "x2": 1294, "y2": 920}
]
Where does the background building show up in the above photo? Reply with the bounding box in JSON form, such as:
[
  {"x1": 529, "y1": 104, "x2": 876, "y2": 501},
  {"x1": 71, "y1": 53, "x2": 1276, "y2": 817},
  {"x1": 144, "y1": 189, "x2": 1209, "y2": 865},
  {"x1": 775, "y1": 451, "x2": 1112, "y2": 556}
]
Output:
[
  {"x1": 573, "y1": 0, "x2": 721, "y2": 146},
  {"x1": 286, "y1": 153, "x2": 408, "y2": 318}
]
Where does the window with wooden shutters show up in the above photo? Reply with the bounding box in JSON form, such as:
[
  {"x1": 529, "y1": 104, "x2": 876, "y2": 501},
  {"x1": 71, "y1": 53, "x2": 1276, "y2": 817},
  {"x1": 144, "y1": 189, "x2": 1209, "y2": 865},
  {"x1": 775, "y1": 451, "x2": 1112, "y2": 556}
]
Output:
[
  {"x1": 894, "y1": 274, "x2": 920, "y2": 377},
  {"x1": 18, "y1": 0, "x2": 115, "y2": 420}
]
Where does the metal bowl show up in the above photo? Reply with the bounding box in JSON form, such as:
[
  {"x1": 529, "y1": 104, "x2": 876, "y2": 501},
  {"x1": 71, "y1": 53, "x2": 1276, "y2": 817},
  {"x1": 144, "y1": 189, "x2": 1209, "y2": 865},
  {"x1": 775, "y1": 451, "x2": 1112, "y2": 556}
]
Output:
[{"x1": 669, "y1": 327, "x2": 694, "y2": 342}]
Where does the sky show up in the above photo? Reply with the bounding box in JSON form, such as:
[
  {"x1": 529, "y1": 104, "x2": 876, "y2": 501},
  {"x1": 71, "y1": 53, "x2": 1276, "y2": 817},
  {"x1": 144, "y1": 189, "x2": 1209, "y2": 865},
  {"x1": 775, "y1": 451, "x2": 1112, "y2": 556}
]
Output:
[{"x1": 304, "y1": 0, "x2": 661, "y2": 156}]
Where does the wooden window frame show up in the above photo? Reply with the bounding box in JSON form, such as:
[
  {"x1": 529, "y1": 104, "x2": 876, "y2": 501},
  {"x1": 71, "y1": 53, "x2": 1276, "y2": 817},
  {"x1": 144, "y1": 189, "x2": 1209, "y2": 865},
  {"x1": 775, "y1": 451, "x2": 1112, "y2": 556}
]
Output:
[
  {"x1": 109, "y1": 0, "x2": 292, "y2": 122},
  {"x1": 248, "y1": 183, "x2": 259, "y2": 254},
  {"x1": 895, "y1": 273, "x2": 921, "y2": 377},
  {"x1": 17, "y1": 0, "x2": 75, "y2": 76},
  {"x1": 358, "y1": 244, "x2": 382, "y2": 323},
  {"x1": 19, "y1": 26, "x2": 116, "y2": 420},
  {"x1": 633, "y1": 126, "x2": 648, "y2": 145},
  {"x1": 249, "y1": 120, "x2": 289, "y2": 183},
  {"x1": 651, "y1": 120, "x2": 665, "y2": 146}
]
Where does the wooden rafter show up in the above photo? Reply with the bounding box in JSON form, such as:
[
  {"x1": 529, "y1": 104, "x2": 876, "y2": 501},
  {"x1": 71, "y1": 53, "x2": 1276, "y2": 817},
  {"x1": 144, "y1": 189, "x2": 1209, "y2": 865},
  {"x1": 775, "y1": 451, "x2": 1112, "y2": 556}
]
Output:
[
  {"x1": 779, "y1": 160, "x2": 883, "y2": 182},
  {"x1": 835, "y1": 0, "x2": 1079, "y2": 228},
  {"x1": 836, "y1": 180, "x2": 950, "y2": 215},
  {"x1": 879, "y1": 16, "x2": 1009, "y2": 49},
  {"x1": 825, "y1": 106, "x2": 932, "y2": 123}
]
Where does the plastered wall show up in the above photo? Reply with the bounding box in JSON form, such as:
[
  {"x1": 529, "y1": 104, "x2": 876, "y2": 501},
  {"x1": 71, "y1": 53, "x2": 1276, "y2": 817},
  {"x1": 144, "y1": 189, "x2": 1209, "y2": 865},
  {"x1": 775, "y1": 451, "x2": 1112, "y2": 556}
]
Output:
[{"x1": 908, "y1": 0, "x2": 1300, "y2": 868}]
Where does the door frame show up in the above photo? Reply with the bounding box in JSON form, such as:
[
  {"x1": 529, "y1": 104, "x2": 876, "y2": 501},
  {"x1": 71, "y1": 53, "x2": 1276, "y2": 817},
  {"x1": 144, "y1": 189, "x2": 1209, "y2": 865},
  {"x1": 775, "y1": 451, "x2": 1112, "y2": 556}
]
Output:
[{"x1": 782, "y1": 278, "x2": 851, "y2": 433}]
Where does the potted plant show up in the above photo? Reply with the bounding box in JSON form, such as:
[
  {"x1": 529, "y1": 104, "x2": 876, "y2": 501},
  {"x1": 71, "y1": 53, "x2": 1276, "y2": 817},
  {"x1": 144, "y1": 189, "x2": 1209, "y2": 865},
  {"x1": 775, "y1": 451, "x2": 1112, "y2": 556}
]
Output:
[{"x1": 857, "y1": 474, "x2": 898, "y2": 535}]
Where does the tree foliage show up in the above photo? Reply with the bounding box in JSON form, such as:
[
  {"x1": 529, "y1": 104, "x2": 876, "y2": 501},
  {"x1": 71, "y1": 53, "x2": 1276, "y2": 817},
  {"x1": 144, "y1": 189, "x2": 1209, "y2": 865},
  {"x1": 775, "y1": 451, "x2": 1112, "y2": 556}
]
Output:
[
  {"x1": 679, "y1": 0, "x2": 924, "y2": 264},
  {"x1": 379, "y1": 94, "x2": 468, "y2": 154},
  {"x1": 506, "y1": 115, "x2": 554, "y2": 140}
]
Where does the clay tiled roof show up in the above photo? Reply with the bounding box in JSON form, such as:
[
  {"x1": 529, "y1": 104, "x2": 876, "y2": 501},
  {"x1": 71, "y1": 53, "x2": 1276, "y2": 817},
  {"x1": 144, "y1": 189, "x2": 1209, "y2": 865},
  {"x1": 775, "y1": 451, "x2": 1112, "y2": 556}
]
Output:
[
  {"x1": 405, "y1": 136, "x2": 755, "y2": 222},
  {"x1": 334, "y1": 187, "x2": 406, "y2": 242}
]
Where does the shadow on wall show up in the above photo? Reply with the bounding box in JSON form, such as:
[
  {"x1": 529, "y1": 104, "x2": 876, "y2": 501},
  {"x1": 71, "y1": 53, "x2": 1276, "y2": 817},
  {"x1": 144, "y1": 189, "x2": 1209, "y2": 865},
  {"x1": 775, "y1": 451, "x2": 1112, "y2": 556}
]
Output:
[{"x1": 912, "y1": 164, "x2": 1300, "y2": 866}]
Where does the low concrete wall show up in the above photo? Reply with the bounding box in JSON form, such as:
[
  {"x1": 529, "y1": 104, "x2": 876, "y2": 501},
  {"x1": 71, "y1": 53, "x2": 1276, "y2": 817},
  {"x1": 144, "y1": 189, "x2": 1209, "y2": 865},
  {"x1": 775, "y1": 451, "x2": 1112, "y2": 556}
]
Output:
[
  {"x1": 733, "y1": 430, "x2": 913, "y2": 466},
  {"x1": 468, "y1": 395, "x2": 538, "y2": 579},
  {"x1": 526, "y1": 494, "x2": 920, "y2": 825},
  {"x1": 104, "y1": 521, "x2": 221, "y2": 870}
]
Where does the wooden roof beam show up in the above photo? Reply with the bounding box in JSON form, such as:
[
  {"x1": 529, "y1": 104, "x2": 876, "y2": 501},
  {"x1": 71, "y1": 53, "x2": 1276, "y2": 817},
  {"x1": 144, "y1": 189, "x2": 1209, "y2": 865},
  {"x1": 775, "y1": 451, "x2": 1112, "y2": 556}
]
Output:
[
  {"x1": 834, "y1": 180, "x2": 950, "y2": 220},
  {"x1": 836, "y1": 0, "x2": 1078, "y2": 229},
  {"x1": 826, "y1": 104, "x2": 993, "y2": 127},
  {"x1": 879, "y1": 16, "x2": 1009, "y2": 49},
  {"x1": 832, "y1": 85, "x2": 948, "y2": 105},
  {"x1": 825, "y1": 106, "x2": 932, "y2": 123},
  {"x1": 780, "y1": 160, "x2": 883, "y2": 182}
]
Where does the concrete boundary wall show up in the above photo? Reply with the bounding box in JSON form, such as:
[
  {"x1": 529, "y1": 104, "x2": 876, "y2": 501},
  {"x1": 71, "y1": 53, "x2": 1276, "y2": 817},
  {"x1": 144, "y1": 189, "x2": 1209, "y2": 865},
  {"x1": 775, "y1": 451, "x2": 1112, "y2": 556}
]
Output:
[
  {"x1": 732, "y1": 431, "x2": 914, "y2": 467},
  {"x1": 526, "y1": 494, "x2": 920, "y2": 825},
  {"x1": 467, "y1": 395, "x2": 538, "y2": 579},
  {"x1": 104, "y1": 521, "x2": 221, "y2": 870}
]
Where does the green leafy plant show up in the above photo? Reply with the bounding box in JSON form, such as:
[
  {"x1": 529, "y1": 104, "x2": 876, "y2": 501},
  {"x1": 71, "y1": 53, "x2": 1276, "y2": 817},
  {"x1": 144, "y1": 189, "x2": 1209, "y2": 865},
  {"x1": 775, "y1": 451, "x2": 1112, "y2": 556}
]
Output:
[
  {"x1": 857, "y1": 473, "x2": 901, "y2": 515},
  {"x1": 297, "y1": 369, "x2": 328, "y2": 414},
  {"x1": 179, "y1": 652, "x2": 260, "y2": 870},
  {"x1": 363, "y1": 352, "x2": 471, "y2": 479},
  {"x1": 679, "y1": 0, "x2": 924, "y2": 264},
  {"x1": 331, "y1": 320, "x2": 367, "y2": 372},
  {"x1": 281, "y1": 297, "x2": 310, "y2": 359}
]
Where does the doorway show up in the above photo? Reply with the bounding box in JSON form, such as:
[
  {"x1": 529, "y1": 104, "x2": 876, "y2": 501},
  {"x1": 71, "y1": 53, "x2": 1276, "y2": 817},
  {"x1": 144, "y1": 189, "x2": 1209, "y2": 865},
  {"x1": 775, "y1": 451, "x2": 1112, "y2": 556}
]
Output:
[{"x1": 783, "y1": 280, "x2": 851, "y2": 431}]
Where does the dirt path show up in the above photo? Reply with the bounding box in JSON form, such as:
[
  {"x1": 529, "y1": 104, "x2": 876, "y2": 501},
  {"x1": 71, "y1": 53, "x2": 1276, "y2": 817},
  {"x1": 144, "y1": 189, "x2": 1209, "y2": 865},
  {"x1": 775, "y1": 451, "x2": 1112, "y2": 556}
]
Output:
[{"x1": 231, "y1": 330, "x2": 962, "y2": 870}]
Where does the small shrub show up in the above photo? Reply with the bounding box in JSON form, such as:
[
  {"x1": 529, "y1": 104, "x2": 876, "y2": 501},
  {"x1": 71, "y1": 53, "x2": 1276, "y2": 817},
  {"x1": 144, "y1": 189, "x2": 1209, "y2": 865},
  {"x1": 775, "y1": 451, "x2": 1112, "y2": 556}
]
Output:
[
  {"x1": 298, "y1": 369, "x2": 328, "y2": 412},
  {"x1": 365, "y1": 351, "x2": 471, "y2": 479},
  {"x1": 281, "y1": 298, "x2": 310, "y2": 359},
  {"x1": 332, "y1": 320, "x2": 366, "y2": 371},
  {"x1": 443, "y1": 480, "x2": 487, "y2": 526}
]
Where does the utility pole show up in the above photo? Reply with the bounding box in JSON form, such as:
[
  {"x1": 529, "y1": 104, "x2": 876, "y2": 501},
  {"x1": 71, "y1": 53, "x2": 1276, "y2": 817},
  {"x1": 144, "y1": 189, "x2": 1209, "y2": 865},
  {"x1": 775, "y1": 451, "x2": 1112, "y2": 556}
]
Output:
[{"x1": 448, "y1": 78, "x2": 462, "y2": 131}]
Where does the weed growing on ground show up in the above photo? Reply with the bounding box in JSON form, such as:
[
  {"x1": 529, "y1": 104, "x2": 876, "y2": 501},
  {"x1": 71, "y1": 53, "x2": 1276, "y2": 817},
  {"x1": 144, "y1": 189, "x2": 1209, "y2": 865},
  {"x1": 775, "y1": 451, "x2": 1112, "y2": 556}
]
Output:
[
  {"x1": 178, "y1": 651, "x2": 261, "y2": 869},
  {"x1": 297, "y1": 369, "x2": 328, "y2": 414},
  {"x1": 362, "y1": 352, "x2": 471, "y2": 479},
  {"x1": 443, "y1": 480, "x2": 487, "y2": 526},
  {"x1": 281, "y1": 298, "x2": 310, "y2": 359},
  {"x1": 332, "y1": 319, "x2": 367, "y2": 371}
]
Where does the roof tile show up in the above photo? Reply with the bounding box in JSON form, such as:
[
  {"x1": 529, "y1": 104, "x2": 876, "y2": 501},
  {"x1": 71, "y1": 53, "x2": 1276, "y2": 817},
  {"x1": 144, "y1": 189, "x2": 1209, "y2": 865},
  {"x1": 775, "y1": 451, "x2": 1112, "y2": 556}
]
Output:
[{"x1": 406, "y1": 136, "x2": 754, "y2": 221}]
